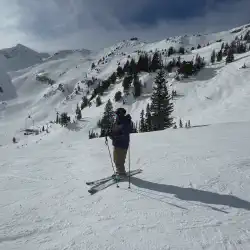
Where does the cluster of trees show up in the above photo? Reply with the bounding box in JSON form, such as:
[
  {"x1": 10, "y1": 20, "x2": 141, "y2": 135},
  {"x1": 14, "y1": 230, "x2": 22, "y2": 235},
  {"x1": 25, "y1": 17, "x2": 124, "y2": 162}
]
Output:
[
  {"x1": 122, "y1": 73, "x2": 142, "y2": 97},
  {"x1": 166, "y1": 46, "x2": 185, "y2": 56},
  {"x1": 173, "y1": 119, "x2": 191, "y2": 129},
  {"x1": 36, "y1": 74, "x2": 55, "y2": 85},
  {"x1": 164, "y1": 54, "x2": 205, "y2": 78},
  {"x1": 178, "y1": 55, "x2": 205, "y2": 77},
  {"x1": 211, "y1": 36, "x2": 250, "y2": 64},
  {"x1": 89, "y1": 73, "x2": 117, "y2": 104},
  {"x1": 243, "y1": 31, "x2": 250, "y2": 42},
  {"x1": 117, "y1": 51, "x2": 163, "y2": 78},
  {"x1": 89, "y1": 70, "x2": 175, "y2": 139},
  {"x1": 89, "y1": 130, "x2": 99, "y2": 139},
  {"x1": 139, "y1": 70, "x2": 174, "y2": 132},
  {"x1": 116, "y1": 52, "x2": 164, "y2": 97},
  {"x1": 56, "y1": 112, "x2": 71, "y2": 127}
]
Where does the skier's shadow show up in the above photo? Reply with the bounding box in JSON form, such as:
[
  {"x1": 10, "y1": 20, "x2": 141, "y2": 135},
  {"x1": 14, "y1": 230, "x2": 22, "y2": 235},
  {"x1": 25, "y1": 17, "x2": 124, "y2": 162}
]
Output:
[{"x1": 130, "y1": 177, "x2": 250, "y2": 211}]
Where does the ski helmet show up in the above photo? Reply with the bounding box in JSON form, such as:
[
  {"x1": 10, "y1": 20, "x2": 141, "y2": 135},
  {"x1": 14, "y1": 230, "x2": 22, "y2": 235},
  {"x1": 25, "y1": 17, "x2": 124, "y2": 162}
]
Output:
[{"x1": 115, "y1": 108, "x2": 126, "y2": 116}]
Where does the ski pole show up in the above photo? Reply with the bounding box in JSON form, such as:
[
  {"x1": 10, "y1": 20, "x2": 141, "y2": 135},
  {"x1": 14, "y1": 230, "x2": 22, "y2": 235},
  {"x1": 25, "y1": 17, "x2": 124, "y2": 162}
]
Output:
[
  {"x1": 128, "y1": 143, "x2": 131, "y2": 189},
  {"x1": 105, "y1": 137, "x2": 119, "y2": 188},
  {"x1": 105, "y1": 137, "x2": 116, "y2": 174}
]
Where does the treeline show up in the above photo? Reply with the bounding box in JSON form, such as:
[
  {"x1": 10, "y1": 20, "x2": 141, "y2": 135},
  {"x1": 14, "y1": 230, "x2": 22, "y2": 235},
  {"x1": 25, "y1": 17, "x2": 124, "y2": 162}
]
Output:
[
  {"x1": 211, "y1": 34, "x2": 250, "y2": 64},
  {"x1": 164, "y1": 54, "x2": 205, "y2": 79},
  {"x1": 89, "y1": 69, "x2": 174, "y2": 139}
]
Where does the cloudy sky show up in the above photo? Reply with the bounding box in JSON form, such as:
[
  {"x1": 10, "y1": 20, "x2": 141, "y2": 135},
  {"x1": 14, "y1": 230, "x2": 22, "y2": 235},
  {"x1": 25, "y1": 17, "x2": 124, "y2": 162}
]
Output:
[{"x1": 0, "y1": 0, "x2": 249, "y2": 52}]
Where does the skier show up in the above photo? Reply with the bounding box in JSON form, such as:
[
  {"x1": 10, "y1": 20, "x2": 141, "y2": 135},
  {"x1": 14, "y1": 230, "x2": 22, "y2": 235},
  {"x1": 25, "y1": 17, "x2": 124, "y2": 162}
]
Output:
[{"x1": 109, "y1": 108, "x2": 132, "y2": 176}]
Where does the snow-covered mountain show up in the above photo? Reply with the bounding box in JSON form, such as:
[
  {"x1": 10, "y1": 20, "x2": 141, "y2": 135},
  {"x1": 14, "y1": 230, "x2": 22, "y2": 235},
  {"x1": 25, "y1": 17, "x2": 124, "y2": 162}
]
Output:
[
  {"x1": 0, "y1": 44, "x2": 50, "y2": 72},
  {"x1": 1, "y1": 23, "x2": 250, "y2": 250},
  {"x1": 1, "y1": 23, "x2": 250, "y2": 144}
]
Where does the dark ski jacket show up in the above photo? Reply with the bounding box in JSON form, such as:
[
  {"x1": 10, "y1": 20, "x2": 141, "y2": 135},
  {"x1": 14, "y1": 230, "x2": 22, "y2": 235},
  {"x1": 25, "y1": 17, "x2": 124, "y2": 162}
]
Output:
[{"x1": 110, "y1": 114, "x2": 132, "y2": 149}]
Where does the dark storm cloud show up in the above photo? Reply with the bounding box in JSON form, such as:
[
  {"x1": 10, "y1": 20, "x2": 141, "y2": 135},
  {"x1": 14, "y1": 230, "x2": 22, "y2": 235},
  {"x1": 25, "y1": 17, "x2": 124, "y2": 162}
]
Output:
[{"x1": 0, "y1": 0, "x2": 249, "y2": 51}]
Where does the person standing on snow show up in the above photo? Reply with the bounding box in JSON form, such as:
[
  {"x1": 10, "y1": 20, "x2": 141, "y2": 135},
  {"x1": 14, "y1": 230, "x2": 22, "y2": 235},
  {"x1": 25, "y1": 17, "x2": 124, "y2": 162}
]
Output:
[{"x1": 109, "y1": 108, "x2": 132, "y2": 176}]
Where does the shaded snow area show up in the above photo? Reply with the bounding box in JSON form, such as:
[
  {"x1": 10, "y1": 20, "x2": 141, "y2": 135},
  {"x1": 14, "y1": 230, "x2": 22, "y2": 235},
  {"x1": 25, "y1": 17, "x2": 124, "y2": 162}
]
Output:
[
  {"x1": 1, "y1": 122, "x2": 250, "y2": 249},
  {"x1": 1, "y1": 23, "x2": 250, "y2": 249},
  {"x1": 0, "y1": 68, "x2": 16, "y2": 101}
]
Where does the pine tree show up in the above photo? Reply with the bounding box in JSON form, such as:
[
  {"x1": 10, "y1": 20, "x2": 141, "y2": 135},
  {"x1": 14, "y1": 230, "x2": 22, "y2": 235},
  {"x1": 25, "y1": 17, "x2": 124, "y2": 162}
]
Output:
[
  {"x1": 179, "y1": 119, "x2": 183, "y2": 128},
  {"x1": 211, "y1": 50, "x2": 216, "y2": 64},
  {"x1": 123, "y1": 60, "x2": 130, "y2": 73},
  {"x1": 237, "y1": 42, "x2": 247, "y2": 54},
  {"x1": 244, "y1": 31, "x2": 250, "y2": 41},
  {"x1": 143, "y1": 54, "x2": 150, "y2": 72},
  {"x1": 137, "y1": 54, "x2": 150, "y2": 73},
  {"x1": 96, "y1": 96, "x2": 102, "y2": 107},
  {"x1": 176, "y1": 56, "x2": 181, "y2": 68},
  {"x1": 223, "y1": 43, "x2": 230, "y2": 56},
  {"x1": 139, "y1": 109, "x2": 146, "y2": 132},
  {"x1": 114, "y1": 91, "x2": 122, "y2": 102},
  {"x1": 81, "y1": 96, "x2": 88, "y2": 110},
  {"x1": 56, "y1": 112, "x2": 60, "y2": 124},
  {"x1": 168, "y1": 47, "x2": 175, "y2": 57},
  {"x1": 136, "y1": 55, "x2": 143, "y2": 72},
  {"x1": 179, "y1": 47, "x2": 185, "y2": 55},
  {"x1": 117, "y1": 66, "x2": 124, "y2": 78},
  {"x1": 150, "y1": 52, "x2": 162, "y2": 72},
  {"x1": 145, "y1": 103, "x2": 152, "y2": 132},
  {"x1": 150, "y1": 69, "x2": 174, "y2": 130},
  {"x1": 99, "y1": 99, "x2": 114, "y2": 137},
  {"x1": 42, "y1": 126, "x2": 45, "y2": 132},
  {"x1": 226, "y1": 49, "x2": 234, "y2": 64},
  {"x1": 60, "y1": 112, "x2": 70, "y2": 127},
  {"x1": 129, "y1": 58, "x2": 137, "y2": 75},
  {"x1": 76, "y1": 104, "x2": 82, "y2": 120},
  {"x1": 122, "y1": 75, "x2": 133, "y2": 93},
  {"x1": 188, "y1": 120, "x2": 191, "y2": 128},
  {"x1": 109, "y1": 72, "x2": 117, "y2": 84},
  {"x1": 216, "y1": 50, "x2": 223, "y2": 62},
  {"x1": 133, "y1": 74, "x2": 141, "y2": 97},
  {"x1": 197, "y1": 44, "x2": 201, "y2": 49}
]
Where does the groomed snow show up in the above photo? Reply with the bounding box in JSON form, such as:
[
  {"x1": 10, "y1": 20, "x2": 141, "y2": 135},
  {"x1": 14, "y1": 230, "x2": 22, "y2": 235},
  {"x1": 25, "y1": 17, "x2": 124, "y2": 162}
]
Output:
[{"x1": 1, "y1": 122, "x2": 250, "y2": 249}]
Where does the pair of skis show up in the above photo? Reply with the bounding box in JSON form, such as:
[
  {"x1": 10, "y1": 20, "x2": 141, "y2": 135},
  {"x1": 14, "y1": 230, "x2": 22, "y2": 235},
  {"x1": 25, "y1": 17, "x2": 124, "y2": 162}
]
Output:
[{"x1": 86, "y1": 169, "x2": 142, "y2": 195}]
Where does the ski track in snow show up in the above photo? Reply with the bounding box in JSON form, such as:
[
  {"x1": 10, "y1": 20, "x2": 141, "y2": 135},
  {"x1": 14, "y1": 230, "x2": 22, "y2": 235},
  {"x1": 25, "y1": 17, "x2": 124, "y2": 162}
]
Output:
[{"x1": 1, "y1": 24, "x2": 250, "y2": 249}]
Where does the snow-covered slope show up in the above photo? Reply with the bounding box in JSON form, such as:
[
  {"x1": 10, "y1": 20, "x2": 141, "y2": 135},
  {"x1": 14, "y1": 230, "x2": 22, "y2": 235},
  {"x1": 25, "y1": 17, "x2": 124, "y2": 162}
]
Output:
[
  {"x1": 45, "y1": 49, "x2": 91, "y2": 62},
  {"x1": 0, "y1": 68, "x2": 16, "y2": 101},
  {"x1": 1, "y1": 23, "x2": 250, "y2": 145},
  {"x1": 0, "y1": 44, "x2": 49, "y2": 72},
  {"x1": 1, "y1": 120, "x2": 250, "y2": 249}
]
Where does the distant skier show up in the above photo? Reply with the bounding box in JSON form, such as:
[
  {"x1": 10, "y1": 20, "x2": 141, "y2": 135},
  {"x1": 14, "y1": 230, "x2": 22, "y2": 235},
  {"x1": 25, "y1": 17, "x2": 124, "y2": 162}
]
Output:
[{"x1": 109, "y1": 108, "x2": 132, "y2": 176}]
